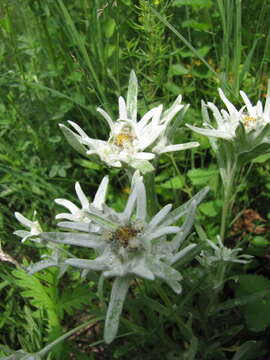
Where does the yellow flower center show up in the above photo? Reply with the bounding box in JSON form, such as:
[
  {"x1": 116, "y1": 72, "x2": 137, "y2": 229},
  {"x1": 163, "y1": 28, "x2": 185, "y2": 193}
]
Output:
[
  {"x1": 114, "y1": 226, "x2": 138, "y2": 247},
  {"x1": 114, "y1": 133, "x2": 134, "y2": 148},
  {"x1": 243, "y1": 115, "x2": 256, "y2": 127}
]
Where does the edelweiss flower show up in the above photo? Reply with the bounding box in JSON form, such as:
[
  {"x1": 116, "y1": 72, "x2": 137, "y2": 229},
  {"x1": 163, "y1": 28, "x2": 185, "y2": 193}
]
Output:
[
  {"x1": 39, "y1": 173, "x2": 208, "y2": 343},
  {"x1": 197, "y1": 236, "x2": 253, "y2": 266},
  {"x1": 14, "y1": 212, "x2": 42, "y2": 243},
  {"x1": 187, "y1": 86, "x2": 270, "y2": 141},
  {"x1": 60, "y1": 71, "x2": 198, "y2": 173}
]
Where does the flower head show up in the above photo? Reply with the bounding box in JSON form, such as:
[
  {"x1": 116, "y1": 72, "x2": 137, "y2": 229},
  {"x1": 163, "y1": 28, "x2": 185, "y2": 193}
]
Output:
[
  {"x1": 60, "y1": 71, "x2": 199, "y2": 173},
  {"x1": 38, "y1": 173, "x2": 208, "y2": 343},
  {"x1": 14, "y1": 212, "x2": 42, "y2": 243},
  {"x1": 187, "y1": 86, "x2": 270, "y2": 141},
  {"x1": 197, "y1": 236, "x2": 253, "y2": 266},
  {"x1": 43, "y1": 173, "x2": 207, "y2": 288}
]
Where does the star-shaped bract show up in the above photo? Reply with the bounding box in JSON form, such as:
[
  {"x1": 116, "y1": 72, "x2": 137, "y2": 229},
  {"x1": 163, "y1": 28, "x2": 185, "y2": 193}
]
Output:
[
  {"x1": 40, "y1": 173, "x2": 208, "y2": 343},
  {"x1": 60, "y1": 71, "x2": 198, "y2": 173}
]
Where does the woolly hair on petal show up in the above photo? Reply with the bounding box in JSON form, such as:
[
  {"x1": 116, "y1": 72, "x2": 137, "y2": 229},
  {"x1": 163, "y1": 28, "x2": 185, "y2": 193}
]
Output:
[
  {"x1": 126, "y1": 70, "x2": 138, "y2": 122},
  {"x1": 92, "y1": 175, "x2": 109, "y2": 209},
  {"x1": 218, "y1": 88, "x2": 238, "y2": 115},
  {"x1": 104, "y1": 277, "x2": 130, "y2": 344},
  {"x1": 75, "y1": 182, "x2": 89, "y2": 209}
]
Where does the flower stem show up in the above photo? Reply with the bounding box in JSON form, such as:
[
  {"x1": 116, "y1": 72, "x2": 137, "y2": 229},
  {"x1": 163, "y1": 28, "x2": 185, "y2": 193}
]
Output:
[
  {"x1": 220, "y1": 163, "x2": 238, "y2": 242},
  {"x1": 36, "y1": 316, "x2": 104, "y2": 357},
  {"x1": 143, "y1": 171, "x2": 159, "y2": 217}
]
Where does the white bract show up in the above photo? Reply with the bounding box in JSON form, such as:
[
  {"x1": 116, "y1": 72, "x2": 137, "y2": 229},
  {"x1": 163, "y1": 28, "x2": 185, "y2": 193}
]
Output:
[
  {"x1": 14, "y1": 212, "x2": 42, "y2": 243},
  {"x1": 39, "y1": 173, "x2": 208, "y2": 343},
  {"x1": 187, "y1": 86, "x2": 270, "y2": 141},
  {"x1": 54, "y1": 176, "x2": 108, "y2": 232},
  {"x1": 60, "y1": 71, "x2": 199, "y2": 173}
]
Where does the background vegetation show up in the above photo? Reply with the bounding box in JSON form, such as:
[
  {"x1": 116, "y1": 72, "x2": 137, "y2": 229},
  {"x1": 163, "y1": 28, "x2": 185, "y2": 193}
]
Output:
[{"x1": 0, "y1": 0, "x2": 270, "y2": 359}]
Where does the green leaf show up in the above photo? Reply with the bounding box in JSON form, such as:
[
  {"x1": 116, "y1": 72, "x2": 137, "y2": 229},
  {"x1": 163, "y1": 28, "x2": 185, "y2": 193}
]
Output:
[
  {"x1": 250, "y1": 236, "x2": 269, "y2": 247},
  {"x1": 252, "y1": 153, "x2": 270, "y2": 163},
  {"x1": 169, "y1": 64, "x2": 189, "y2": 76},
  {"x1": 75, "y1": 159, "x2": 101, "y2": 170},
  {"x1": 104, "y1": 18, "x2": 116, "y2": 38},
  {"x1": 235, "y1": 275, "x2": 270, "y2": 332},
  {"x1": 164, "y1": 82, "x2": 182, "y2": 95},
  {"x1": 232, "y1": 340, "x2": 264, "y2": 360},
  {"x1": 160, "y1": 176, "x2": 184, "y2": 189},
  {"x1": 57, "y1": 285, "x2": 93, "y2": 318},
  {"x1": 199, "y1": 200, "x2": 222, "y2": 217},
  {"x1": 12, "y1": 268, "x2": 61, "y2": 341},
  {"x1": 172, "y1": 0, "x2": 213, "y2": 8},
  {"x1": 187, "y1": 168, "x2": 219, "y2": 186},
  {"x1": 182, "y1": 20, "x2": 210, "y2": 31}
]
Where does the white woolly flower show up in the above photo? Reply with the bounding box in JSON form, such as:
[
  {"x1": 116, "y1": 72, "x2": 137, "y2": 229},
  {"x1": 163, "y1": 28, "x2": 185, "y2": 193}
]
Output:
[
  {"x1": 40, "y1": 172, "x2": 208, "y2": 344},
  {"x1": 60, "y1": 71, "x2": 199, "y2": 173},
  {"x1": 187, "y1": 86, "x2": 270, "y2": 141},
  {"x1": 197, "y1": 236, "x2": 253, "y2": 266},
  {"x1": 14, "y1": 212, "x2": 42, "y2": 243}
]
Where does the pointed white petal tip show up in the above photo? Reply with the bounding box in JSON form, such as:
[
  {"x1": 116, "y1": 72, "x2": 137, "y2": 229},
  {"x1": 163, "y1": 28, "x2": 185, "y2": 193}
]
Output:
[
  {"x1": 75, "y1": 181, "x2": 84, "y2": 196},
  {"x1": 54, "y1": 198, "x2": 64, "y2": 204},
  {"x1": 217, "y1": 88, "x2": 225, "y2": 97},
  {"x1": 14, "y1": 212, "x2": 30, "y2": 226}
]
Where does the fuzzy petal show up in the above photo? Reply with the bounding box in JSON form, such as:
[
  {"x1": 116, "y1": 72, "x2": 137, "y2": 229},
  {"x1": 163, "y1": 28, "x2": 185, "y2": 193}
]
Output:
[
  {"x1": 41, "y1": 232, "x2": 104, "y2": 248},
  {"x1": 136, "y1": 179, "x2": 147, "y2": 221},
  {"x1": 93, "y1": 175, "x2": 109, "y2": 209},
  {"x1": 148, "y1": 257, "x2": 183, "y2": 294},
  {"x1": 14, "y1": 212, "x2": 33, "y2": 227},
  {"x1": 157, "y1": 142, "x2": 199, "y2": 154},
  {"x1": 54, "y1": 199, "x2": 79, "y2": 214},
  {"x1": 145, "y1": 226, "x2": 179, "y2": 242},
  {"x1": 119, "y1": 96, "x2": 128, "y2": 120},
  {"x1": 75, "y1": 182, "x2": 89, "y2": 209},
  {"x1": 104, "y1": 277, "x2": 130, "y2": 344},
  {"x1": 186, "y1": 124, "x2": 232, "y2": 140},
  {"x1": 148, "y1": 204, "x2": 173, "y2": 229},
  {"x1": 240, "y1": 91, "x2": 254, "y2": 116},
  {"x1": 96, "y1": 107, "x2": 114, "y2": 130},
  {"x1": 218, "y1": 88, "x2": 238, "y2": 115},
  {"x1": 127, "y1": 70, "x2": 138, "y2": 122}
]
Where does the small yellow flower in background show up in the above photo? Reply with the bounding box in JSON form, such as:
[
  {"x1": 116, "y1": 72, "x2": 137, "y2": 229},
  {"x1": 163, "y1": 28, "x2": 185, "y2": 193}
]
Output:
[{"x1": 122, "y1": 187, "x2": 131, "y2": 194}]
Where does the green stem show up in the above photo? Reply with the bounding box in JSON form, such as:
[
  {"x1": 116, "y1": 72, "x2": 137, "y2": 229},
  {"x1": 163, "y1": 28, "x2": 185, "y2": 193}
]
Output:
[
  {"x1": 154, "y1": 283, "x2": 192, "y2": 342},
  {"x1": 36, "y1": 316, "x2": 104, "y2": 357},
  {"x1": 143, "y1": 170, "x2": 159, "y2": 217},
  {"x1": 213, "y1": 261, "x2": 226, "y2": 290},
  {"x1": 220, "y1": 162, "x2": 238, "y2": 242}
]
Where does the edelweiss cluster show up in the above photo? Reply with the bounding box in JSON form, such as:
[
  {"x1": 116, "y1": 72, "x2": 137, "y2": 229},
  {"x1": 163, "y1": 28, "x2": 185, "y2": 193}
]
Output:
[{"x1": 14, "y1": 71, "x2": 265, "y2": 346}]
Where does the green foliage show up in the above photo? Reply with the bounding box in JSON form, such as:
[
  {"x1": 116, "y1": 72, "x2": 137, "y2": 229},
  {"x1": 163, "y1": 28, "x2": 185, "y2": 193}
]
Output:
[
  {"x1": 235, "y1": 275, "x2": 270, "y2": 332},
  {"x1": 56, "y1": 285, "x2": 94, "y2": 319},
  {"x1": 0, "y1": 0, "x2": 270, "y2": 358}
]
